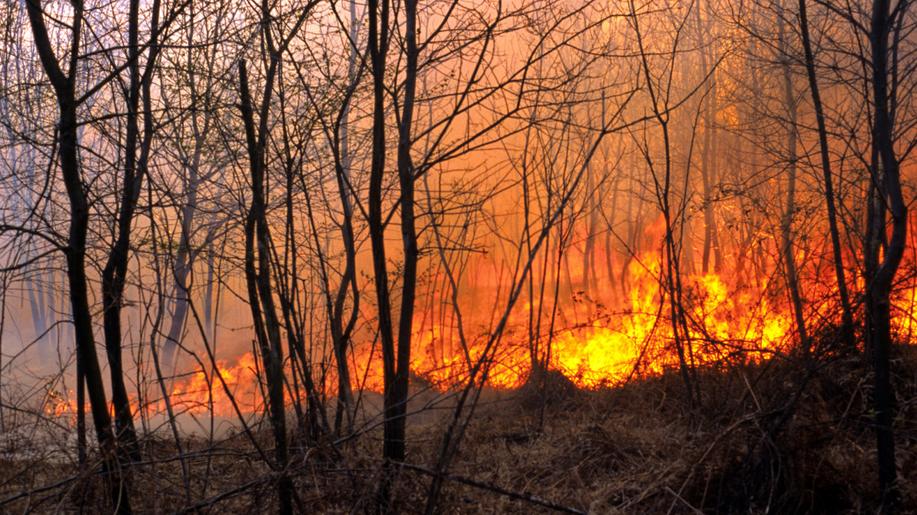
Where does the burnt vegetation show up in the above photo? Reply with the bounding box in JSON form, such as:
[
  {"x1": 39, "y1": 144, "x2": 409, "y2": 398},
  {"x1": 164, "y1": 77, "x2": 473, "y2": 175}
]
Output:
[{"x1": 0, "y1": 0, "x2": 915, "y2": 513}]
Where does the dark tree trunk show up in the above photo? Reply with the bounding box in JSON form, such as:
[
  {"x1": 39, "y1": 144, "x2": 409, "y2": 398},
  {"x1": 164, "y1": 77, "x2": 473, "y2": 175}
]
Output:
[
  {"x1": 866, "y1": 0, "x2": 905, "y2": 508},
  {"x1": 327, "y1": 0, "x2": 363, "y2": 434},
  {"x1": 238, "y1": 58, "x2": 293, "y2": 515},
  {"x1": 390, "y1": 0, "x2": 419, "y2": 469},
  {"x1": 365, "y1": 0, "x2": 421, "y2": 507},
  {"x1": 25, "y1": 2, "x2": 131, "y2": 512},
  {"x1": 101, "y1": 0, "x2": 159, "y2": 462},
  {"x1": 797, "y1": 0, "x2": 855, "y2": 347},
  {"x1": 365, "y1": 0, "x2": 396, "y2": 508}
]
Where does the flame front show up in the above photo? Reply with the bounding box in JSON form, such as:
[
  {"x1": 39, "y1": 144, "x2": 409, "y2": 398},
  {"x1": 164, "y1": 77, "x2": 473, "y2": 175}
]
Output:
[{"x1": 40, "y1": 235, "x2": 917, "y2": 422}]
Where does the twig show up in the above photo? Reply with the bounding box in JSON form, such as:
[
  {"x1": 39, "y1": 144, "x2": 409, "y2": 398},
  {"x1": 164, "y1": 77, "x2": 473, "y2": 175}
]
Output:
[{"x1": 400, "y1": 461, "x2": 586, "y2": 514}]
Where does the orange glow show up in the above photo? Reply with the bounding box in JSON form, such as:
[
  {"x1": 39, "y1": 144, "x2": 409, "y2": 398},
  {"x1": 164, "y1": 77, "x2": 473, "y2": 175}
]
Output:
[
  {"x1": 41, "y1": 229, "x2": 917, "y2": 423},
  {"x1": 153, "y1": 352, "x2": 263, "y2": 417}
]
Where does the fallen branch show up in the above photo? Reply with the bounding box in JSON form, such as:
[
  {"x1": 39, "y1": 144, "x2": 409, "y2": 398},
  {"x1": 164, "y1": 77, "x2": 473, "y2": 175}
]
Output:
[{"x1": 399, "y1": 461, "x2": 586, "y2": 514}]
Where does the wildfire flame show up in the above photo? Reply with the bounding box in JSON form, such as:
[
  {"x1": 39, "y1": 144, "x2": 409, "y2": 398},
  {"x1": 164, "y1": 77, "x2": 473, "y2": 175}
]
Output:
[{"x1": 41, "y1": 233, "x2": 917, "y2": 423}]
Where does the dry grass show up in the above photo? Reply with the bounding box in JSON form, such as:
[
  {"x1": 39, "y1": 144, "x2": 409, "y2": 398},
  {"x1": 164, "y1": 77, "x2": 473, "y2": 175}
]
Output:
[{"x1": 1, "y1": 346, "x2": 915, "y2": 513}]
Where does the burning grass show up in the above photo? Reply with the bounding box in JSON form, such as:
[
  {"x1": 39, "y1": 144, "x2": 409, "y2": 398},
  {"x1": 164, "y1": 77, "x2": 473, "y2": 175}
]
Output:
[{"x1": 34, "y1": 248, "x2": 815, "y2": 426}]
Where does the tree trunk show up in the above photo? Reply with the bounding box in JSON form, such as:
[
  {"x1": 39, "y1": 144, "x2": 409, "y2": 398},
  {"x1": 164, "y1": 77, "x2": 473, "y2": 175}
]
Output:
[
  {"x1": 101, "y1": 0, "x2": 157, "y2": 462},
  {"x1": 777, "y1": 4, "x2": 809, "y2": 352},
  {"x1": 238, "y1": 58, "x2": 293, "y2": 515},
  {"x1": 867, "y1": 0, "x2": 905, "y2": 508},
  {"x1": 797, "y1": 0, "x2": 854, "y2": 347},
  {"x1": 25, "y1": 2, "x2": 132, "y2": 512}
]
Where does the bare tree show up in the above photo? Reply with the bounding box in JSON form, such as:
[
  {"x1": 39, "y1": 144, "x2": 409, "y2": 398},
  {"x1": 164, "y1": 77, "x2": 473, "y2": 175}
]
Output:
[
  {"x1": 100, "y1": 0, "x2": 164, "y2": 462},
  {"x1": 23, "y1": 1, "x2": 131, "y2": 511},
  {"x1": 865, "y1": 0, "x2": 910, "y2": 507}
]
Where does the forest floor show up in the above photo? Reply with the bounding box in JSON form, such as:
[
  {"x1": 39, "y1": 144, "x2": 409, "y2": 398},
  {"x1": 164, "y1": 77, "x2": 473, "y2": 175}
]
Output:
[
  {"x1": 375, "y1": 345, "x2": 917, "y2": 514},
  {"x1": 2, "y1": 345, "x2": 916, "y2": 513}
]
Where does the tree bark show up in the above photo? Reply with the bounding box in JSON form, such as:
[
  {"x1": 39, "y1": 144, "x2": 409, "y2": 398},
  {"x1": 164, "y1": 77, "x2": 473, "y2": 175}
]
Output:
[
  {"x1": 866, "y1": 0, "x2": 905, "y2": 508},
  {"x1": 101, "y1": 0, "x2": 162, "y2": 462},
  {"x1": 238, "y1": 58, "x2": 293, "y2": 515},
  {"x1": 24, "y1": 1, "x2": 131, "y2": 512}
]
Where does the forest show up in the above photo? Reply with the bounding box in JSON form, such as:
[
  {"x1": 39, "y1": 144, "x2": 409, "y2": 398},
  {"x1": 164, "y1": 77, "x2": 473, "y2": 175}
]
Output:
[{"x1": 0, "y1": 0, "x2": 914, "y2": 512}]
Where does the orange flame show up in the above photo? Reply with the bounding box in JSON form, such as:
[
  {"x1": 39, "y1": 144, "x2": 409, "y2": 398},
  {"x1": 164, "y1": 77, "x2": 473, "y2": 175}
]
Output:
[{"x1": 41, "y1": 225, "x2": 917, "y2": 423}]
